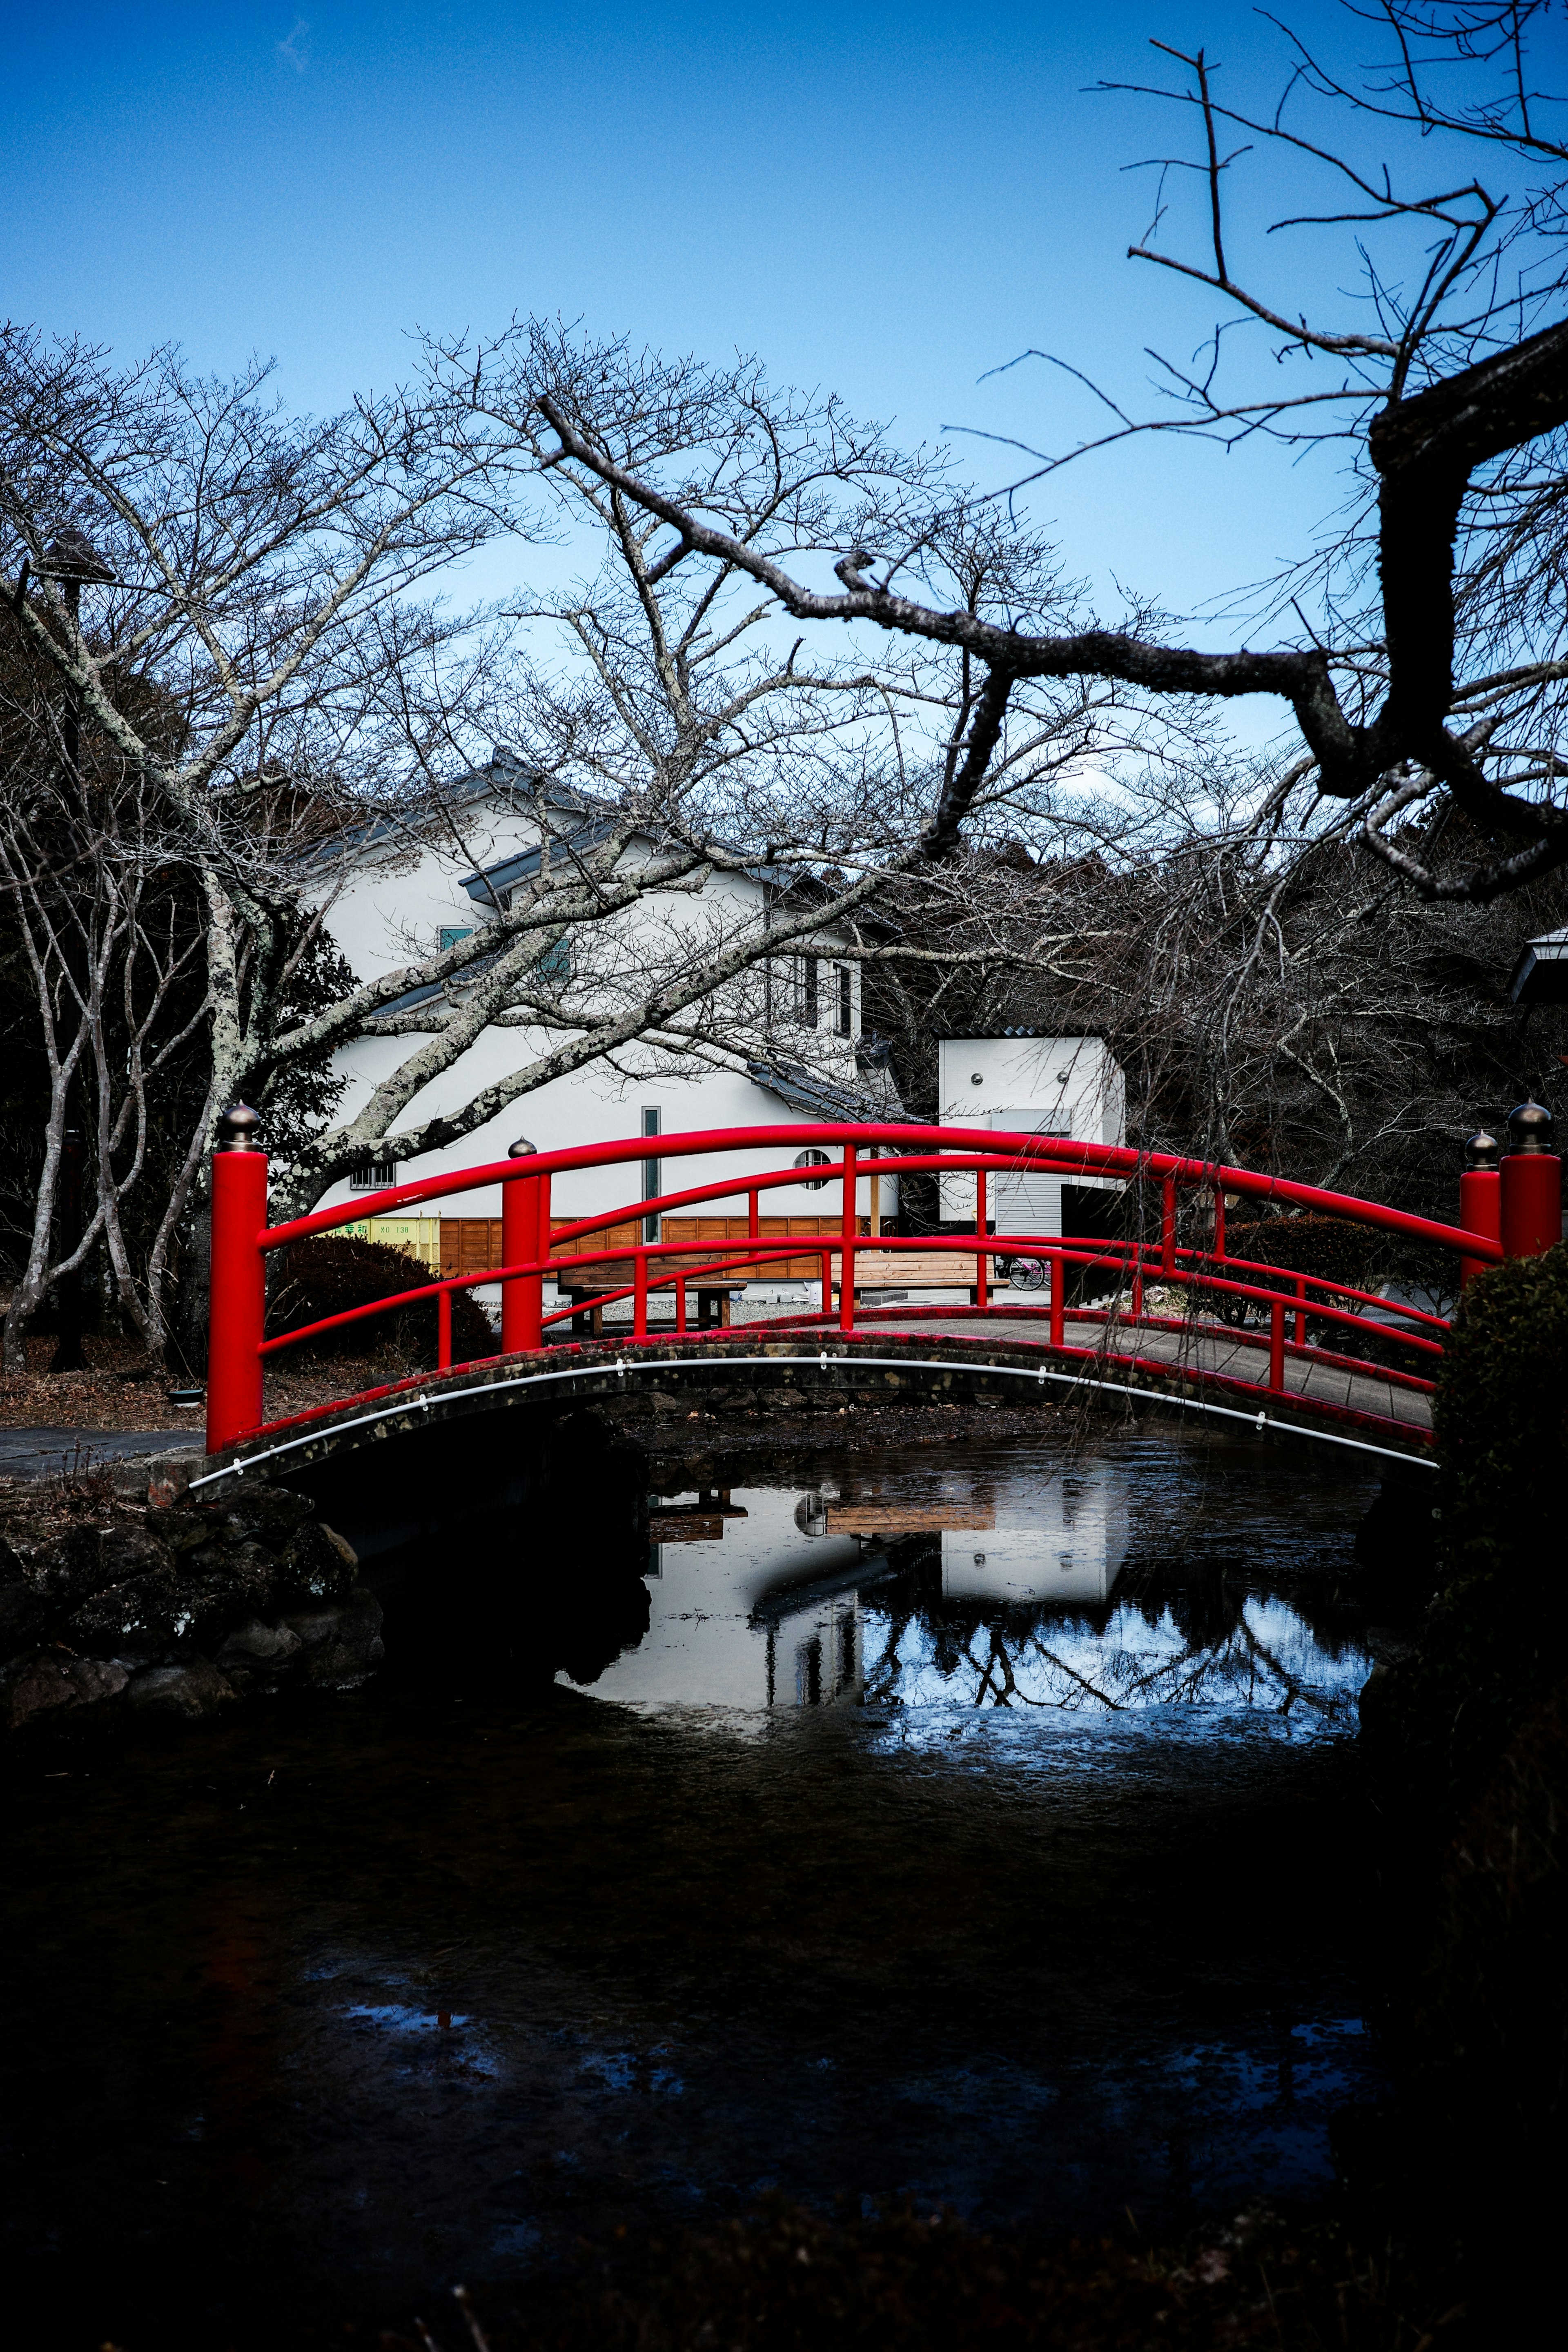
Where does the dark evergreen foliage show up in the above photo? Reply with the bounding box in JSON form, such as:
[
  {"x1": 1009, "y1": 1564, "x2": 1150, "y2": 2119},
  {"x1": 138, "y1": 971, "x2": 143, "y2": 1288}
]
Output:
[{"x1": 267, "y1": 1237, "x2": 496, "y2": 1369}]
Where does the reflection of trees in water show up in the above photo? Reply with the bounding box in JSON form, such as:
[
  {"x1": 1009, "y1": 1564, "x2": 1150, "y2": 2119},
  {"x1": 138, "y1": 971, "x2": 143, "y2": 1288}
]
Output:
[{"x1": 861, "y1": 1545, "x2": 1366, "y2": 1721}]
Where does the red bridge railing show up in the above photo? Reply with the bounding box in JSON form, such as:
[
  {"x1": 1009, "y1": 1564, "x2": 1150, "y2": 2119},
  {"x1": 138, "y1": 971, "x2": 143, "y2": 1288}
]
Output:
[{"x1": 203, "y1": 1114, "x2": 1558, "y2": 1456}]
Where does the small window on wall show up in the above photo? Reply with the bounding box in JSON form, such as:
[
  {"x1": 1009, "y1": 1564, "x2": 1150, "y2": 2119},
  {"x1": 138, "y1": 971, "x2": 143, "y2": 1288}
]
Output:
[
  {"x1": 641, "y1": 1105, "x2": 661, "y2": 1243},
  {"x1": 351, "y1": 1158, "x2": 399, "y2": 1192},
  {"x1": 796, "y1": 955, "x2": 819, "y2": 1029},
  {"x1": 439, "y1": 926, "x2": 474, "y2": 953},
  {"x1": 539, "y1": 933, "x2": 572, "y2": 983},
  {"x1": 835, "y1": 963, "x2": 853, "y2": 1038},
  {"x1": 794, "y1": 1148, "x2": 832, "y2": 1192}
]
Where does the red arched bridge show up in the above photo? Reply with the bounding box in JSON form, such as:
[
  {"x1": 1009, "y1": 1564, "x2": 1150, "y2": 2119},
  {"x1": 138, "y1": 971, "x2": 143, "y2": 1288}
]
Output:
[{"x1": 192, "y1": 1113, "x2": 1559, "y2": 1507}]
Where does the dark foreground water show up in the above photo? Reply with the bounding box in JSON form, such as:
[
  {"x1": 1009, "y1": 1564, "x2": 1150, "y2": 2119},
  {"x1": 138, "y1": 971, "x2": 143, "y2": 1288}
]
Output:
[{"x1": 4, "y1": 1422, "x2": 1407, "y2": 2347}]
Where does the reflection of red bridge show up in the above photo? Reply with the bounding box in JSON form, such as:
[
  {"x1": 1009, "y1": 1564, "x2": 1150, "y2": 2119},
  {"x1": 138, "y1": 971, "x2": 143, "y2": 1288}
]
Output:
[{"x1": 199, "y1": 1116, "x2": 1559, "y2": 1490}]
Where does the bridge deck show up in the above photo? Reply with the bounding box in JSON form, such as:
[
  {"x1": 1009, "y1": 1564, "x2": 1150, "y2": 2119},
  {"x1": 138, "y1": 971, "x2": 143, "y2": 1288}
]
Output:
[
  {"x1": 206, "y1": 1301, "x2": 1433, "y2": 1505},
  {"x1": 831, "y1": 1308, "x2": 1434, "y2": 1436}
]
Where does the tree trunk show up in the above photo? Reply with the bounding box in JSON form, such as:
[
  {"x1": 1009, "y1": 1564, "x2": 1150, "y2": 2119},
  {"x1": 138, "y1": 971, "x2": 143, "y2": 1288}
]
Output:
[{"x1": 172, "y1": 1173, "x2": 213, "y2": 1383}]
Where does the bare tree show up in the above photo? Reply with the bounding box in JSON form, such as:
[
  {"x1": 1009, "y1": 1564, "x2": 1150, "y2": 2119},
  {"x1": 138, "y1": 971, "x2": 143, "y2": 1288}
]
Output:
[
  {"x1": 0, "y1": 328, "x2": 529, "y2": 1359},
  {"x1": 0, "y1": 742, "x2": 209, "y2": 1370},
  {"x1": 859, "y1": 762, "x2": 1568, "y2": 1236},
  {"x1": 524, "y1": 5, "x2": 1568, "y2": 906},
  {"x1": 1, "y1": 328, "x2": 1166, "y2": 1359},
  {"x1": 260, "y1": 334, "x2": 1187, "y2": 1212}
]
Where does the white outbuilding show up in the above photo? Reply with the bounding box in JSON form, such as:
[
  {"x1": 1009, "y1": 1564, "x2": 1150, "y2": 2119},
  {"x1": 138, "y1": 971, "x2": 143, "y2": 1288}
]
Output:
[{"x1": 935, "y1": 1031, "x2": 1127, "y2": 1238}]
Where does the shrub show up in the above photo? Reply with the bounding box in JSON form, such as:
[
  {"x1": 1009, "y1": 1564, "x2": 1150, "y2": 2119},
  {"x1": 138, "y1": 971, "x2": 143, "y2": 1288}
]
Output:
[
  {"x1": 1359, "y1": 1251, "x2": 1568, "y2": 2334},
  {"x1": 265, "y1": 1237, "x2": 496, "y2": 1369},
  {"x1": 1223, "y1": 1212, "x2": 1451, "y2": 1304},
  {"x1": 1360, "y1": 1238, "x2": 1568, "y2": 1811},
  {"x1": 1215, "y1": 1212, "x2": 1454, "y2": 1367},
  {"x1": 1415, "y1": 1239, "x2": 1568, "y2": 1791}
]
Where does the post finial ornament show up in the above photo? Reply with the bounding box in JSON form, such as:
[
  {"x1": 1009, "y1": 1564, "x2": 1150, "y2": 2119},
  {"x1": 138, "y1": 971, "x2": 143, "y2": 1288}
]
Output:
[
  {"x1": 41, "y1": 528, "x2": 113, "y2": 585},
  {"x1": 214, "y1": 1104, "x2": 264, "y2": 1153},
  {"x1": 508, "y1": 1136, "x2": 537, "y2": 1157},
  {"x1": 1506, "y1": 1100, "x2": 1553, "y2": 1154},
  {"x1": 1465, "y1": 1129, "x2": 1502, "y2": 1170}
]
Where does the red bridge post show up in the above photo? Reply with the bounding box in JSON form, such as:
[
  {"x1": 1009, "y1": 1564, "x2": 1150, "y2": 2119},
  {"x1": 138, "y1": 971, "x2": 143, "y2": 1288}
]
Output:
[
  {"x1": 1459, "y1": 1129, "x2": 1502, "y2": 1285},
  {"x1": 205, "y1": 1105, "x2": 267, "y2": 1454},
  {"x1": 535, "y1": 1170, "x2": 552, "y2": 1335},
  {"x1": 974, "y1": 1167, "x2": 989, "y2": 1310},
  {"x1": 839, "y1": 1145, "x2": 858, "y2": 1333},
  {"x1": 502, "y1": 1138, "x2": 542, "y2": 1353},
  {"x1": 1500, "y1": 1101, "x2": 1561, "y2": 1259}
]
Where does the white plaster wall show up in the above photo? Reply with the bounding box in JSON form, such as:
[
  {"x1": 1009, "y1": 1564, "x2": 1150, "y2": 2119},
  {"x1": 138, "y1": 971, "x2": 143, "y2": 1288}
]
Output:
[
  {"x1": 935, "y1": 1036, "x2": 1126, "y2": 1232},
  {"x1": 941, "y1": 1462, "x2": 1129, "y2": 1605},
  {"x1": 563, "y1": 1486, "x2": 865, "y2": 1708},
  {"x1": 310, "y1": 810, "x2": 882, "y2": 1224}
]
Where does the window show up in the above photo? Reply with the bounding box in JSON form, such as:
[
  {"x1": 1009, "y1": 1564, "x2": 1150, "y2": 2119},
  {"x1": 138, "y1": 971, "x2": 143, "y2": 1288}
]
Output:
[
  {"x1": 798, "y1": 956, "x2": 851, "y2": 1035},
  {"x1": 351, "y1": 1158, "x2": 399, "y2": 1193},
  {"x1": 442, "y1": 925, "x2": 570, "y2": 985},
  {"x1": 794, "y1": 1148, "x2": 832, "y2": 1192},
  {"x1": 641, "y1": 1106, "x2": 661, "y2": 1243}
]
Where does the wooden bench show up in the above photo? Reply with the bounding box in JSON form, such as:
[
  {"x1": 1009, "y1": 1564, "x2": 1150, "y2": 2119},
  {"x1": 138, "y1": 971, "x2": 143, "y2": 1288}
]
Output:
[
  {"x1": 552, "y1": 1267, "x2": 750, "y2": 1336},
  {"x1": 548, "y1": 1212, "x2": 871, "y2": 1331},
  {"x1": 842, "y1": 1247, "x2": 991, "y2": 1303}
]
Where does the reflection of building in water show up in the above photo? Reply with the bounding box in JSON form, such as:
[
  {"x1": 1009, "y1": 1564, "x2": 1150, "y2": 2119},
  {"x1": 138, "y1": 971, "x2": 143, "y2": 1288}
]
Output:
[
  {"x1": 564, "y1": 1458, "x2": 1365, "y2": 1724},
  {"x1": 563, "y1": 1487, "x2": 865, "y2": 1710},
  {"x1": 940, "y1": 1465, "x2": 1128, "y2": 1606},
  {"x1": 784, "y1": 1598, "x2": 861, "y2": 1709}
]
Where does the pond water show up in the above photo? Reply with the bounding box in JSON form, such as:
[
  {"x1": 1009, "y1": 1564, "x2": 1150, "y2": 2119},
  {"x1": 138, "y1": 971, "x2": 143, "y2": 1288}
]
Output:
[{"x1": 4, "y1": 1422, "x2": 1407, "y2": 2348}]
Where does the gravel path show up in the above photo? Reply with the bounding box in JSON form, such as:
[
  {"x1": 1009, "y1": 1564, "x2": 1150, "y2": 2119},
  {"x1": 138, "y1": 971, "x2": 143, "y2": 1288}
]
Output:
[{"x1": 0, "y1": 1428, "x2": 197, "y2": 1479}]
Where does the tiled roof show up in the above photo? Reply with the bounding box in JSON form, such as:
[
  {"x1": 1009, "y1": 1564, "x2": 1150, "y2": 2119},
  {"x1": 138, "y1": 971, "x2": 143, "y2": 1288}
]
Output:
[{"x1": 746, "y1": 1055, "x2": 906, "y2": 1125}]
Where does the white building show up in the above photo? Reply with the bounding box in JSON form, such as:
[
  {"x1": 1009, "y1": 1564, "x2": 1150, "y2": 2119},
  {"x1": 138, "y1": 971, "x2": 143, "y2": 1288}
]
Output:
[
  {"x1": 568, "y1": 1485, "x2": 866, "y2": 1710},
  {"x1": 308, "y1": 757, "x2": 900, "y2": 1291},
  {"x1": 940, "y1": 1457, "x2": 1128, "y2": 1606},
  {"x1": 935, "y1": 1031, "x2": 1126, "y2": 1235}
]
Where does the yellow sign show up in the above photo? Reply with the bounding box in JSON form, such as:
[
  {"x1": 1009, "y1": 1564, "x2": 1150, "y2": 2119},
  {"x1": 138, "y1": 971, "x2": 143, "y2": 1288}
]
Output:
[{"x1": 337, "y1": 1216, "x2": 441, "y2": 1269}]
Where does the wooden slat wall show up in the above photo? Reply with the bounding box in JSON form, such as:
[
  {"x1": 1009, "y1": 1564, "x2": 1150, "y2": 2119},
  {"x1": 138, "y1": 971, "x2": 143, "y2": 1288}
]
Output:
[
  {"x1": 439, "y1": 1219, "x2": 506, "y2": 1278},
  {"x1": 439, "y1": 1213, "x2": 867, "y2": 1285},
  {"x1": 551, "y1": 1218, "x2": 642, "y2": 1259},
  {"x1": 437, "y1": 1217, "x2": 645, "y2": 1275},
  {"x1": 660, "y1": 1214, "x2": 867, "y2": 1283}
]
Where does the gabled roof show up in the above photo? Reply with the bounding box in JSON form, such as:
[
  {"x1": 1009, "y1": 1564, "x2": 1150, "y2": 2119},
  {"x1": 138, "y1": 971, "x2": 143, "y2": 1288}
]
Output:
[
  {"x1": 307, "y1": 745, "x2": 901, "y2": 944},
  {"x1": 938, "y1": 1027, "x2": 1110, "y2": 1044},
  {"x1": 459, "y1": 813, "x2": 622, "y2": 905},
  {"x1": 296, "y1": 748, "x2": 545, "y2": 877},
  {"x1": 746, "y1": 1055, "x2": 906, "y2": 1125},
  {"x1": 767, "y1": 872, "x2": 901, "y2": 944}
]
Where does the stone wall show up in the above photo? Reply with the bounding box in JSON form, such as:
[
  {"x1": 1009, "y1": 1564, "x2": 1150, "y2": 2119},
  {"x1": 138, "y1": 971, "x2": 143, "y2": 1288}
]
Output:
[{"x1": 0, "y1": 1461, "x2": 383, "y2": 1736}]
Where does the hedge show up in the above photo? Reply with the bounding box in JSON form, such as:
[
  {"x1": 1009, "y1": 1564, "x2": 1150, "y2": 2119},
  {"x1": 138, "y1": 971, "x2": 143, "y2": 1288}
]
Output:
[
  {"x1": 1360, "y1": 1245, "x2": 1568, "y2": 2321},
  {"x1": 1363, "y1": 1238, "x2": 1568, "y2": 1811},
  {"x1": 266, "y1": 1236, "x2": 497, "y2": 1369}
]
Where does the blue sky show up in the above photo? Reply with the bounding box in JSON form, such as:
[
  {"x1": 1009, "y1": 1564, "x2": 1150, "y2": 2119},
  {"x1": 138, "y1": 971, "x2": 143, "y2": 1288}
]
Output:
[{"x1": 7, "y1": 1, "x2": 1374, "y2": 648}]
